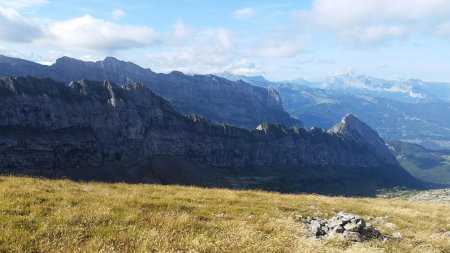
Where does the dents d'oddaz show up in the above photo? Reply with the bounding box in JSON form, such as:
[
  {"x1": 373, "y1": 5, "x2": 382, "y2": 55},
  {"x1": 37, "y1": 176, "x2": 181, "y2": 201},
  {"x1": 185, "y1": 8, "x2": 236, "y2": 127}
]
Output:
[{"x1": 0, "y1": 76, "x2": 423, "y2": 195}]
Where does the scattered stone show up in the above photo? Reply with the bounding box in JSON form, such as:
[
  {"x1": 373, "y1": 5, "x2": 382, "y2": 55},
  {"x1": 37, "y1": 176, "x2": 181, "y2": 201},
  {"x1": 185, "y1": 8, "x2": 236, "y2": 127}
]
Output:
[
  {"x1": 363, "y1": 226, "x2": 382, "y2": 240},
  {"x1": 302, "y1": 211, "x2": 382, "y2": 242},
  {"x1": 381, "y1": 231, "x2": 404, "y2": 243},
  {"x1": 384, "y1": 223, "x2": 396, "y2": 229},
  {"x1": 391, "y1": 232, "x2": 402, "y2": 239},
  {"x1": 443, "y1": 231, "x2": 450, "y2": 237},
  {"x1": 344, "y1": 222, "x2": 360, "y2": 232},
  {"x1": 216, "y1": 212, "x2": 225, "y2": 218},
  {"x1": 404, "y1": 188, "x2": 450, "y2": 205},
  {"x1": 344, "y1": 231, "x2": 362, "y2": 242}
]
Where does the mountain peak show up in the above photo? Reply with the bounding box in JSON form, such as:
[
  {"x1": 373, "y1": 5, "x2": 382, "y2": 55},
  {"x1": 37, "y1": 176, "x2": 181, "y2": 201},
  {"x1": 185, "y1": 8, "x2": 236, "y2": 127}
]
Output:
[
  {"x1": 341, "y1": 113, "x2": 363, "y2": 126},
  {"x1": 55, "y1": 56, "x2": 78, "y2": 62},
  {"x1": 329, "y1": 113, "x2": 397, "y2": 164},
  {"x1": 103, "y1": 56, "x2": 120, "y2": 62},
  {"x1": 329, "y1": 113, "x2": 375, "y2": 137}
]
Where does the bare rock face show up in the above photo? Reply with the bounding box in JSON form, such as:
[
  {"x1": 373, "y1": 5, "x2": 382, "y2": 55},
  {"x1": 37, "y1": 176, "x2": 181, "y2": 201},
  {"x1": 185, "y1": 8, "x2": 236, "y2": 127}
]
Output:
[
  {"x1": 0, "y1": 55, "x2": 300, "y2": 129},
  {"x1": 329, "y1": 113, "x2": 397, "y2": 165},
  {"x1": 0, "y1": 77, "x2": 422, "y2": 195}
]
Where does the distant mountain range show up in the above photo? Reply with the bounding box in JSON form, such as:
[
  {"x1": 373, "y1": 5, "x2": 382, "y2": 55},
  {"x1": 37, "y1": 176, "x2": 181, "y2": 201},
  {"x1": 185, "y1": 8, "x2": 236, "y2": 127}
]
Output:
[
  {"x1": 0, "y1": 76, "x2": 424, "y2": 195},
  {"x1": 216, "y1": 72, "x2": 450, "y2": 150},
  {"x1": 0, "y1": 55, "x2": 300, "y2": 129},
  {"x1": 221, "y1": 72, "x2": 450, "y2": 103},
  {"x1": 291, "y1": 72, "x2": 450, "y2": 104}
]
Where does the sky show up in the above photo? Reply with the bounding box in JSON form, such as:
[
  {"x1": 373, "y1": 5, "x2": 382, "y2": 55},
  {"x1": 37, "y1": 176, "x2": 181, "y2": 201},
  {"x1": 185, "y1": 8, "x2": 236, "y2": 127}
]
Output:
[{"x1": 1, "y1": 0, "x2": 450, "y2": 82}]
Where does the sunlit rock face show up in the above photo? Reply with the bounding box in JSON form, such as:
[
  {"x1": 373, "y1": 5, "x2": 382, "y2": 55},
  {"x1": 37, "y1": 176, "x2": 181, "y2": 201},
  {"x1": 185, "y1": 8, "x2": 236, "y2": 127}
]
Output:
[{"x1": 0, "y1": 55, "x2": 301, "y2": 129}]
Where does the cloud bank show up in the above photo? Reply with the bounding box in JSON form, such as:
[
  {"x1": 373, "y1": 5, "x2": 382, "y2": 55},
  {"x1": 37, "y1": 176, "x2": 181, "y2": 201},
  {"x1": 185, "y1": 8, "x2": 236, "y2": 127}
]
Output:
[{"x1": 294, "y1": 0, "x2": 450, "y2": 45}]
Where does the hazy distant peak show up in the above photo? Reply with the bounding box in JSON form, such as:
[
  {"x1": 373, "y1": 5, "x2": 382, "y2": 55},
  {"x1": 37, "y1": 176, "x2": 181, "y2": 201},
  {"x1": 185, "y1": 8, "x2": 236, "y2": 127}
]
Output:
[
  {"x1": 103, "y1": 56, "x2": 120, "y2": 62},
  {"x1": 54, "y1": 56, "x2": 81, "y2": 64}
]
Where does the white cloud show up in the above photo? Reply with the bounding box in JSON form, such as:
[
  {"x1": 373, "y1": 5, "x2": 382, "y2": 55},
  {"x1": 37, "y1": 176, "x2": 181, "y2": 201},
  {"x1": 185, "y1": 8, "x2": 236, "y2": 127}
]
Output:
[
  {"x1": 232, "y1": 7, "x2": 255, "y2": 19},
  {"x1": 111, "y1": 9, "x2": 126, "y2": 19},
  {"x1": 0, "y1": 0, "x2": 47, "y2": 9},
  {"x1": 213, "y1": 28, "x2": 233, "y2": 51},
  {"x1": 225, "y1": 59, "x2": 262, "y2": 75},
  {"x1": 171, "y1": 19, "x2": 194, "y2": 41},
  {"x1": 435, "y1": 22, "x2": 450, "y2": 36},
  {"x1": 0, "y1": 7, "x2": 43, "y2": 42},
  {"x1": 253, "y1": 27, "x2": 308, "y2": 58},
  {"x1": 340, "y1": 25, "x2": 408, "y2": 45},
  {"x1": 145, "y1": 27, "x2": 238, "y2": 74},
  {"x1": 294, "y1": 0, "x2": 450, "y2": 45},
  {"x1": 46, "y1": 15, "x2": 159, "y2": 51}
]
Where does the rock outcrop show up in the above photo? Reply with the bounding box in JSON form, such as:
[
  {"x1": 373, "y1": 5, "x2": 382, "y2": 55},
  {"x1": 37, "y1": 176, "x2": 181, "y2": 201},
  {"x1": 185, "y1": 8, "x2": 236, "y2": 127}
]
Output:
[
  {"x1": 303, "y1": 212, "x2": 382, "y2": 242},
  {"x1": 329, "y1": 113, "x2": 398, "y2": 165},
  {"x1": 0, "y1": 77, "x2": 423, "y2": 195},
  {"x1": 0, "y1": 55, "x2": 300, "y2": 129}
]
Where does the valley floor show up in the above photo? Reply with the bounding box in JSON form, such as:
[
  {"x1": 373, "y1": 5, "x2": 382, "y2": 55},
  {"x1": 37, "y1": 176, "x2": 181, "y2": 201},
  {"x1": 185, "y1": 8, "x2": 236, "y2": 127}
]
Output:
[{"x1": 0, "y1": 176, "x2": 449, "y2": 253}]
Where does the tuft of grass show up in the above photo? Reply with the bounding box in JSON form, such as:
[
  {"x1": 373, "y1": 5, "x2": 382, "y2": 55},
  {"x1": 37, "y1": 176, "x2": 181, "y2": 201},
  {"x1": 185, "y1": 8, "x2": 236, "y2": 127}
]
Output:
[{"x1": 0, "y1": 176, "x2": 449, "y2": 252}]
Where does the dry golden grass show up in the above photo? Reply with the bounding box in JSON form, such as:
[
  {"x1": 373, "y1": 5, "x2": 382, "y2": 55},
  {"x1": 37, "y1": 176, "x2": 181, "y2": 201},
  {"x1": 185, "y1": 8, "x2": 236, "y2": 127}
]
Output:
[{"x1": 0, "y1": 176, "x2": 449, "y2": 253}]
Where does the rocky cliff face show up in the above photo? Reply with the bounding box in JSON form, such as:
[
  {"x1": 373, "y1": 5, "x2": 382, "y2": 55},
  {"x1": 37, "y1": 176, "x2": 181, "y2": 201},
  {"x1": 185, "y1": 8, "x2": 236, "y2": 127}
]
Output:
[
  {"x1": 0, "y1": 77, "x2": 422, "y2": 195},
  {"x1": 0, "y1": 55, "x2": 300, "y2": 129},
  {"x1": 328, "y1": 113, "x2": 397, "y2": 165}
]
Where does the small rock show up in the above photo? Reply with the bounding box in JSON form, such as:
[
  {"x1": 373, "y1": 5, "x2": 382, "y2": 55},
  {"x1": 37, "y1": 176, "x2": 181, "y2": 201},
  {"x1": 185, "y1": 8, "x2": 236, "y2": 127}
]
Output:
[
  {"x1": 355, "y1": 219, "x2": 366, "y2": 227},
  {"x1": 344, "y1": 223, "x2": 361, "y2": 232},
  {"x1": 443, "y1": 231, "x2": 450, "y2": 237},
  {"x1": 391, "y1": 232, "x2": 402, "y2": 240},
  {"x1": 384, "y1": 222, "x2": 396, "y2": 229},
  {"x1": 337, "y1": 211, "x2": 355, "y2": 222},
  {"x1": 311, "y1": 220, "x2": 322, "y2": 227},
  {"x1": 329, "y1": 219, "x2": 344, "y2": 228},
  {"x1": 216, "y1": 212, "x2": 225, "y2": 218},
  {"x1": 344, "y1": 231, "x2": 362, "y2": 242},
  {"x1": 362, "y1": 226, "x2": 381, "y2": 239},
  {"x1": 333, "y1": 225, "x2": 345, "y2": 234},
  {"x1": 308, "y1": 225, "x2": 321, "y2": 237}
]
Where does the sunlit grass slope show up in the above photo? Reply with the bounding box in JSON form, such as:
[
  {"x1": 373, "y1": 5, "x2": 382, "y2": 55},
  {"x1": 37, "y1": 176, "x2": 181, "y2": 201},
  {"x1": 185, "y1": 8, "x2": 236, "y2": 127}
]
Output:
[{"x1": 0, "y1": 176, "x2": 449, "y2": 253}]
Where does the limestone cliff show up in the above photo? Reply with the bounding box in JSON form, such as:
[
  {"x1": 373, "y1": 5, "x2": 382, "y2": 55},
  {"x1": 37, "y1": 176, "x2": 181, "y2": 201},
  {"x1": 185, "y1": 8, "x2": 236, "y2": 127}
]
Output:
[
  {"x1": 0, "y1": 77, "x2": 422, "y2": 195},
  {"x1": 0, "y1": 55, "x2": 300, "y2": 129}
]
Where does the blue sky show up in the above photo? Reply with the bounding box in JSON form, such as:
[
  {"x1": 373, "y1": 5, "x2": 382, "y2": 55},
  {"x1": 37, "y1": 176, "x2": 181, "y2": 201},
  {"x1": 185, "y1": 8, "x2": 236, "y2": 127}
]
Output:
[{"x1": 1, "y1": 0, "x2": 450, "y2": 81}]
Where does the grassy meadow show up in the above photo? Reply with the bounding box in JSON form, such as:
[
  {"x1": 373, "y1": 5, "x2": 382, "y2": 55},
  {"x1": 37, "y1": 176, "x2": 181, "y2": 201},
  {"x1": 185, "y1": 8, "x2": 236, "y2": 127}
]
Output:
[{"x1": 0, "y1": 176, "x2": 449, "y2": 253}]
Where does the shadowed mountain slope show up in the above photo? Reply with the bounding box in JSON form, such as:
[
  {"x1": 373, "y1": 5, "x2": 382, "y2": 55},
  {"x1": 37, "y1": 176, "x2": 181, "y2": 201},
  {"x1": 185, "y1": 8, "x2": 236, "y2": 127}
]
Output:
[
  {"x1": 0, "y1": 55, "x2": 300, "y2": 129},
  {"x1": 0, "y1": 76, "x2": 424, "y2": 195}
]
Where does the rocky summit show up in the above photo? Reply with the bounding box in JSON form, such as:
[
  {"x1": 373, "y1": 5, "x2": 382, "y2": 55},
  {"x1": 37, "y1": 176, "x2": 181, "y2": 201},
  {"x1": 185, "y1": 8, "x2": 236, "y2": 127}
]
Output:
[
  {"x1": 0, "y1": 76, "x2": 423, "y2": 195},
  {"x1": 0, "y1": 55, "x2": 300, "y2": 129}
]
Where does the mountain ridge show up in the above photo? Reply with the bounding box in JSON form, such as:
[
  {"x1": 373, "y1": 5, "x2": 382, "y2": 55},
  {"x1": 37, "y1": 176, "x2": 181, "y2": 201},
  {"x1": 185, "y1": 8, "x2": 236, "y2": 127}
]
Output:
[
  {"x1": 0, "y1": 55, "x2": 300, "y2": 129},
  {"x1": 0, "y1": 76, "x2": 423, "y2": 195},
  {"x1": 216, "y1": 72, "x2": 450, "y2": 150}
]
